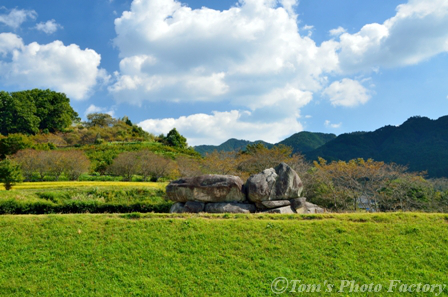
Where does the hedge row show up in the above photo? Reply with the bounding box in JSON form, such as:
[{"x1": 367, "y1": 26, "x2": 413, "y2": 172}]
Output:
[{"x1": 0, "y1": 199, "x2": 172, "y2": 214}]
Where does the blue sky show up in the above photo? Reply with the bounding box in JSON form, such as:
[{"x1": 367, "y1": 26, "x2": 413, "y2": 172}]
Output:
[{"x1": 1, "y1": 0, "x2": 448, "y2": 145}]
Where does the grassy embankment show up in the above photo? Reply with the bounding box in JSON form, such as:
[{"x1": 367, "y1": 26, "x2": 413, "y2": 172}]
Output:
[
  {"x1": 0, "y1": 212, "x2": 447, "y2": 296},
  {"x1": 0, "y1": 182, "x2": 170, "y2": 214}
]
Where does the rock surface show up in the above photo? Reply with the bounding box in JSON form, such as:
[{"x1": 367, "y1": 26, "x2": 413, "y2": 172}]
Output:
[
  {"x1": 263, "y1": 205, "x2": 296, "y2": 214},
  {"x1": 166, "y1": 164, "x2": 325, "y2": 214},
  {"x1": 205, "y1": 202, "x2": 256, "y2": 213},
  {"x1": 166, "y1": 175, "x2": 246, "y2": 203},
  {"x1": 246, "y1": 163, "x2": 303, "y2": 202},
  {"x1": 184, "y1": 201, "x2": 205, "y2": 213},
  {"x1": 259, "y1": 200, "x2": 291, "y2": 209},
  {"x1": 169, "y1": 202, "x2": 185, "y2": 213}
]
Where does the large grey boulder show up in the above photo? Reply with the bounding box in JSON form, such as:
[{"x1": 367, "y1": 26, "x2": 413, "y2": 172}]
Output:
[
  {"x1": 305, "y1": 202, "x2": 325, "y2": 213},
  {"x1": 184, "y1": 201, "x2": 205, "y2": 213},
  {"x1": 246, "y1": 163, "x2": 303, "y2": 202},
  {"x1": 258, "y1": 200, "x2": 291, "y2": 209},
  {"x1": 290, "y1": 197, "x2": 307, "y2": 212},
  {"x1": 263, "y1": 206, "x2": 296, "y2": 214},
  {"x1": 205, "y1": 202, "x2": 257, "y2": 213},
  {"x1": 166, "y1": 175, "x2": 246, "y2": 203},
  {"x1": 169, "y1": 202, "x2": 185, "y2": 213}
]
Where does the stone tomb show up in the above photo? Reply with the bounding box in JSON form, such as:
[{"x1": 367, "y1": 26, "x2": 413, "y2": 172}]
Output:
[{"x1": 166, "y1": 163, "x2": 324, "y2": 214}]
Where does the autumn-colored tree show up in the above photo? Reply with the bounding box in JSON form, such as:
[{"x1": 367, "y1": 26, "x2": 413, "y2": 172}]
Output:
[
  {"x1": 13, "y1": 149, "x2": 90, "y2": 181},
  {"x1": 107, "y1": 151, "x2": 140, "y2": 181},
  {"x1": 137, "y1": 150, "x2": 177, "y2": 181},
  {"x1": 13, "y1": 149, "x2": 39, "y2": 181},
  {"x1": 237, "y1": 143, "x2": 299, "y2": 176},
  {"x1": 176, "y1": 155, "x2": 203, "y2": 177},
  {"x1": 203, "y1": 151, "x2": 243, "y2": 176}
]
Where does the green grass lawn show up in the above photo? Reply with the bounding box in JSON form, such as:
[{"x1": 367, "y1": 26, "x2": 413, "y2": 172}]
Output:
[
  {"x1": 0, "y1": 182, "x2": 171, "y2": 214},
  {"x1": 0, "y1": 213, "x2": 447, "y2": 296}
]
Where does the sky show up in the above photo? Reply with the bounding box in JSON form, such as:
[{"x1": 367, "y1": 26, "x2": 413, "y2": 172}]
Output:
[{"x1": 1, "y1": 0, "x2": 448, "y2": 146}]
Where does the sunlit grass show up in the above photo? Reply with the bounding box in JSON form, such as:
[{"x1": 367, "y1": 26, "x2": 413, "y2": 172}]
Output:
[
  {"x1": 0, "y1": 213, "x2": 447, "y2": 296},
  {"x1": 13, "y1": 181, "x2": 168, "y2": 190}
]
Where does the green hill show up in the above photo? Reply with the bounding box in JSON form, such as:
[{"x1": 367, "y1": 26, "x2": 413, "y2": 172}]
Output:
[
  {"x1": 194, "y1": 132, "x2": 336, "y2": 156},
  {"x1": 194, "y1": 138, "x2": 273, "y2": 155},
  {"x1": 306, "y1": 116, "x2": 448, "y2": 177},
  {"x1": 277, "y1": 131, "x2": 336, "y2": 154}
]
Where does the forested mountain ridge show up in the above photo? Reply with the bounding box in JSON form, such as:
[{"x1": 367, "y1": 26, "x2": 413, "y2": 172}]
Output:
[
  {"x1": 306, "y1": 116, "x2": 448, "y2": 177},
  {"x1": 194, "y1": 132, "x2": 336, "y2": 156},
  {"x1": 194, "y1": 139, "x2": 274, "y2": 155}
]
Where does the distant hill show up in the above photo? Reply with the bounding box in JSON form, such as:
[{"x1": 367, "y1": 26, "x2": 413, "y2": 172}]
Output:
[
  {"x1": 194, "y1": 132, "x2": 336, "y2": 156},
  {"x1": 278, "y1": 131, "x2": 336, "y2": 154},
  {"x1": 305, "y1": 116, "x2": 448, "y2": 178},
  {"x1": 194, "y1": 139, "x2": 273, "y2": 155}
]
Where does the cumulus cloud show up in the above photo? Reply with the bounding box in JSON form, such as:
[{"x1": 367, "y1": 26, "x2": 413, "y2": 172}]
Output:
[
  {"x1": 138, "y1": 110, "x2": 303, "y2": 146},
  {"x1": 0, "y1": 33, "x2": 108, "y2": 100},
  {"x1": 0, "y1": 8, "x2": 36, "y2": 29},
  {"x1": 337, "y1": 0, "x2": 448, "y2": 72},
  {"x1": 85, "y1": 105, "x2": 115, "y2": 117},
  {"x1": 325, "y1": 120, "x2": 342, "y2": 129},
  {"x1": 329, "y1": 26, "x2": 346, "y2": 36},
  {"x1": 35, "y1": 19, "x2": 63, "y2": 34},
  {"x1": 0, "y1": 32, "x2": 23, "y2": 56},
  {"x1": 323, "y1": 78, "x2": 371, "y2": 107},
  {"x1": 110, "y1": 0, "x2": 339, "y2": 106}
]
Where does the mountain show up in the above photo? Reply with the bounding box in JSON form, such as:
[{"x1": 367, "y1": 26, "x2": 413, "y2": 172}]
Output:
[
  {"x1": 194, "y1": 132, "x2": 336, "y2": 156},
  {"x1": 305, "y1": 116, "x2": 448, "y2": 177},
  {"x1": 278, "y1": 131, "x2": 336, "y2": 154},
  {"x1": 194, "y1": 138, "x2": 273, "y2": 155}
]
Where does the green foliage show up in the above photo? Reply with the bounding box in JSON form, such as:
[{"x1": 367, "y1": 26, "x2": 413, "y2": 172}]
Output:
[
  {"x1": 194, "y1": 138, "x2": 274, "y2": 156},
  {"x1": 0, "y1": 91, "x2": 39, "y2": 135},
  {"x1": 306, "y1": 115, "x2": 448, "y2": 178},
  {"x1": 0, "y1": 89, "x2": 78, "y2": 135},
  {"x1": 160, "y1": 128, "x2": 188, "y2": 149},
  {"x1": 0, "y1": 158, "x2": 23, "y2": 190},
  {"x1": 0, "y1": 213, "x2": 446, "y2": 295},
  {"x1": 0, "y1": 133, "x2": 33, "y2": 158},
  {"x1": 278, "y1": 131, "x2": 337, "y2": 154},
  {"x1": 0, "y1": 185, "x2": 171, "y2": 214}
]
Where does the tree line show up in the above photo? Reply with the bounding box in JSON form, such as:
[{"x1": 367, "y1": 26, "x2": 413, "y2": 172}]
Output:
[{"x1": 1, "y1": 142, "x2": 448, "y2": 212}]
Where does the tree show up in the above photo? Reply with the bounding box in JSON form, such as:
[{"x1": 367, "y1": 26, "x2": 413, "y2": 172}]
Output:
[
  {"x1": 0, "y1": 91, "x2": 39, "y2": 135},
  {"x1": 85, "y1": 113, "x2": 117, "y2": 128},
  {"x1": 164, "y1": 128, "x2": 188, "y2": 149},
  {"x1": 0, "y1": 134, "x2": 33, "y2": 158},
  {"x1": 176, "y1": 155, "x2": 203, "y2": 177},
  {"x1": 238, "y1": 144, "x2": 295, "y2": 175},
  {"x1": 24, "y1": 89, "x2": 79, "y2": 132},
  {"x1": 138, "y1": 151, "x2": 177, "y2": 181},
  {"x1": 12, "y1": 149, "x2": 39, "y2": 181},
  {"x1": 107, "y1": 151, "x2": 140, "y2": 181},
  {"x1": 0, "y1": 158, "x2": 23, "y2": 190}
]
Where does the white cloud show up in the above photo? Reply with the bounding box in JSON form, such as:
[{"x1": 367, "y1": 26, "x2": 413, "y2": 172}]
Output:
[
  {"x1": 110, "y1": 0, "x2": 339, "y2": 107},
  {"x1": 329, "y1": 26, "x2": 346, "y2": 36},
  {"x1": 0, "y1": 32, "x2": 23, "y2": 56},
  {"x1": 325, "y1": 120, "x2": 342, "y2": 129},
  {"x1": 35, "y1": 20, "x2": 63, "y2": 34},
  {"x1": 0, "y1": 8, "x2": 36, "y2": 29},
  {"x1": 138, "y1": 110, "x2": 303, "y2": 146},
  {"x1": 337, "y1": 0, "x2": 448, "y2": 72},
  {"x1": 85, "y1": 105, "x2": 115, "y2": 117},
  {"x1": 0, "y1": 34, "x2": 107, "y2": 100},
  {"x1": 323, "y1": 78, "x2": 371, "y2": 107}
]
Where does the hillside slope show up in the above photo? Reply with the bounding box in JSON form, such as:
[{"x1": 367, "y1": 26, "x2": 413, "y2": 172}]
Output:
[
  {"x1": 194, "y1": 138, "x2": 273, "y2": 155},
  {"x1": 306, "y1": 116, "x2": 448, "y2": 177},
  {"x1": 194, "y1": 132, "x2": 336, "y2": 156}
]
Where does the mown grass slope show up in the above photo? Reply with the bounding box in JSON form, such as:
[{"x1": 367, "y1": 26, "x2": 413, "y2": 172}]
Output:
[
  {"x1": 0, "y1": 213, "x2": 447, "y2": 296},
  {"x1": 0, "y1": 182, "x2": 171, "y2": 214}
]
